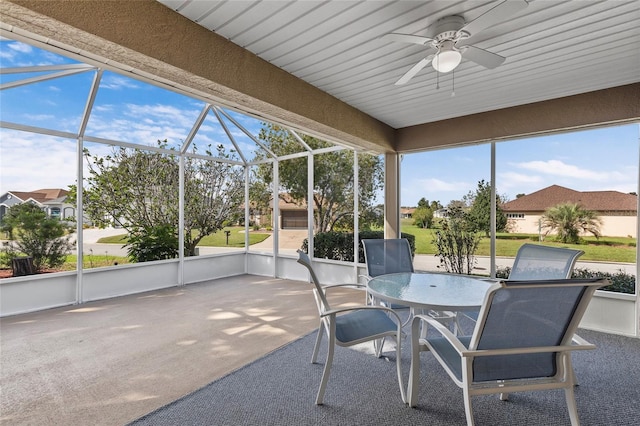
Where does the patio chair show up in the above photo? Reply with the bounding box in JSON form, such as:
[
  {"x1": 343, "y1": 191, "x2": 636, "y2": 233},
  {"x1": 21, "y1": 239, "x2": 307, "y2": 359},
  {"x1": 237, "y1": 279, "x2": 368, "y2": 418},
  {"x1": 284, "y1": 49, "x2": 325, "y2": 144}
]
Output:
[
  {"x1": 408, "y1": 277, "x2": 608, "y2": 426},
  {"x1": 462, "y1": 243, "x2": 585, "y2": 322},
  {"x1": 296, "y1": 249, "x2": 405, "y2": 405},
  {"x1": 362, "y1": 238, "x2": 457, "y2": 329},
  {"x1": 361, "y1": 238, "x2": 413, "y2": 307},
  {"x1": 361, "y1": 238, "x2": 415, "y2": 279}
]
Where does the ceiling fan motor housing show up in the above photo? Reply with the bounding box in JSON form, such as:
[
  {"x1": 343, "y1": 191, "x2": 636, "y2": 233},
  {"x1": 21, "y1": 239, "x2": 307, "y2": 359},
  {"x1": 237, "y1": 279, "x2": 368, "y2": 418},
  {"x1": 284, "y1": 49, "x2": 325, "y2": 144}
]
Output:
[{"x1": 429, "y1": 15, "x2": 467, "y2": 43}]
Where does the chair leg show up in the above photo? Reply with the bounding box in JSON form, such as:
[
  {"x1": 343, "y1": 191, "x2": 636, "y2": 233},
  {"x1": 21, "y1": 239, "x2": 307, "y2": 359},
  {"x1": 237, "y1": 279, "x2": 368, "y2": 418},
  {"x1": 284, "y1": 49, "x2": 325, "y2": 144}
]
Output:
[
  {"x1": 394, "y1": 335, "x2": 406, "y2": 403},
  {"x1": 408, "y1": 317, "x2": 422, "y2": 407},
  {"x1": 373, "y1": 337, "x2": 386, "y2": 358},
  {"x1": 316, "y1": 335, "x2": 335, "y2": 405},
  {"x1": 564, "y1": 384, "x2": 580, "y2": 426},
  {"x1": 311, "y1": 323, "x2": 324, "y2": 364},
  {"x1": 463, "y1": 387, "x2": 475, "y2": 426},
  {"x1": 566, "y1": 354, "x2": 579, "y2": 386}
]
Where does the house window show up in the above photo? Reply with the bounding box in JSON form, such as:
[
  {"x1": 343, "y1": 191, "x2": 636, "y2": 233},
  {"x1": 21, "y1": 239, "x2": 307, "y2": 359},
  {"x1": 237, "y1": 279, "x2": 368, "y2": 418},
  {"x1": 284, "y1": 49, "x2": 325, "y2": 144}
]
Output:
[
  {"x1": 50, "y1": 208, "x2": 61, "y2": 218},
  {"x1": 506, "y1": 213, "x2": 524, "y2": 219}
]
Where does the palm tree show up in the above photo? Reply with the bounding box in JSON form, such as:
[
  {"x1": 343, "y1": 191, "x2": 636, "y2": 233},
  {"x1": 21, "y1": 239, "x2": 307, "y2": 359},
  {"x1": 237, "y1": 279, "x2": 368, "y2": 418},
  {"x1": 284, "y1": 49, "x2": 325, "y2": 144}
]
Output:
[{"x1": 541, "y1": 203, "x2": 602, "y2": 244}]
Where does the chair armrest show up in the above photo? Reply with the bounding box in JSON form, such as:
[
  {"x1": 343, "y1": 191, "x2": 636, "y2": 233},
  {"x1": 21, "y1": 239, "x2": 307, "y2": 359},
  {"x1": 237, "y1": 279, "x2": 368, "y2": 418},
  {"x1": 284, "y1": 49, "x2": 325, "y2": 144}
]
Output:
[
  {"x1": 322, "y1": 283, "x2": 366, "y2": 291},
  {"x1": 358, "y1": 274, "x2": 371, "y2": 283},
  {"x1": 571, "y1": 333, "x2": 596, "y2": 349},
  {"x1": 467, "y1": 343, "x2": 596, "y2": 358},
  {"x1": 321, "y1": 304, "x2": 402, "y2": 322},
  {"x1": 412, "y1": 314, "x2": 469, "y2": 355}
]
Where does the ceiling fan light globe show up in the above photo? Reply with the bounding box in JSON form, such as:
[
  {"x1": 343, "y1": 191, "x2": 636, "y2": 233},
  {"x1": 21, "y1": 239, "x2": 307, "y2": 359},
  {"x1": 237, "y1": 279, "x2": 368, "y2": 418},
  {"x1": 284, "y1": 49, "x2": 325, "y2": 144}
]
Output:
[{"x1": 432, "y1": 50, "x2": 462, "y2": 73}]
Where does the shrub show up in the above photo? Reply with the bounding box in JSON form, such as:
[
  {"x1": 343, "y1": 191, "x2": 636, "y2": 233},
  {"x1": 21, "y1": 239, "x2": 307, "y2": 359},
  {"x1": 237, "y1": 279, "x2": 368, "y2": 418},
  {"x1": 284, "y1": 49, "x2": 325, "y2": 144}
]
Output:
[
  {"x1": 494, "y1": 265, "x2": 635, "y2": 294},
  {"x1": 0, "y1": 203, "x2": 74, "y2": 271},
  {"x1": 571, "y1": 268, "x2": 635, "y2": 294},
  {"x1": 432, "y1": 207, "x2": 481, "y2": 275},
  {"x1": 301, "y1": 230, "x2": 415, "y2": 263},
  {"x1": 125, "y1": 225, "x2": 179, "y2": 262}
]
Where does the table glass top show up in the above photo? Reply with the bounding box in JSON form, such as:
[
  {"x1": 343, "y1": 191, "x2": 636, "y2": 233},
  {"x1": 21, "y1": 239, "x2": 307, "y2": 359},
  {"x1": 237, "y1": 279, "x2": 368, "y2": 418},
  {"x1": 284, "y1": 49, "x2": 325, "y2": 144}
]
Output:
[{"x1": 367, "y1": 272, "x2": 495, "y2": 311}]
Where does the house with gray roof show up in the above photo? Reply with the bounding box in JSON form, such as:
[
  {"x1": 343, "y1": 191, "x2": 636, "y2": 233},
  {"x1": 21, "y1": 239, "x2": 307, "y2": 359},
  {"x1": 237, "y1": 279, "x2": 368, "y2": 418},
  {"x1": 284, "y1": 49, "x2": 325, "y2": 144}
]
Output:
[
  {"x1": 0, "y1": 189, "x2": 75, "y2": 222},
  {"x1": 501, "y1": 185, "x2": 638, "y2": 237}
]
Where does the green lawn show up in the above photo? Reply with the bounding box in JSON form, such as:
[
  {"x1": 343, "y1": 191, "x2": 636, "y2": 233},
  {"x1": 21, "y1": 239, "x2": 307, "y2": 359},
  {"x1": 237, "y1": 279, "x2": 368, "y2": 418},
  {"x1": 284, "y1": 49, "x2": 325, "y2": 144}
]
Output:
[
  {"x1": 60, "y1": 254, "x2": 130, "y2": 270},
  {"x1": 97, "y1": 227, "x2": 271, "y2": 248},
  {"x1": 94, "y1": 223, "x2": 637, "y2": 263},
  {"x1": 402, "y1": 221, "x2": 637, "y2": 263},
  {"x1": 57, "y1": 227, "x2": 272, "y2": 270}
]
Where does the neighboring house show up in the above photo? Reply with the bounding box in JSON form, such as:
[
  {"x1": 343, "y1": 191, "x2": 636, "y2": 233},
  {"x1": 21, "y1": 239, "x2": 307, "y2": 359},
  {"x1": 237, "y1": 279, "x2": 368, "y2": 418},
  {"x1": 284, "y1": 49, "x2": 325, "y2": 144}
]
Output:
[
  {"x1": 400, "y1": 207, "x2": 415, "y2": 219},
  {"x1": 501, "y1": 185, "x2": 638, "y2": 237},
  {"x1": 433, "y1": 208, "x2": 448, "y2": 219},
  {"x1": 0, "y1": 189, "x2": 75, "y2": 222},
  {"x1": 277, "y1": 195, "x2": 308, "y2": 229},
  {"x1": 247, "y1": 194, "x2": 308, "y2": 230}
]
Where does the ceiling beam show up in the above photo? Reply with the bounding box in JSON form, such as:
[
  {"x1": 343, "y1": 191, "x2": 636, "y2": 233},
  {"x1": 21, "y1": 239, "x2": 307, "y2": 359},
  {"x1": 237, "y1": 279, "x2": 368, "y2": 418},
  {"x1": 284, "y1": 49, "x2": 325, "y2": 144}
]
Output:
[{"x1": 396, "y1": 83, "x2": 640, "y2": 152}]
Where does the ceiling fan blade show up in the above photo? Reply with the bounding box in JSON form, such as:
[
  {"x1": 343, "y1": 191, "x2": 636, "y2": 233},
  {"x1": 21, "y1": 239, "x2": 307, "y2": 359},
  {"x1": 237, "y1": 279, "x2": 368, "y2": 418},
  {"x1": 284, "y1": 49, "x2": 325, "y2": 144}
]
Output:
[
  {"x1": 460, "y1": 0, "x2": 528, "y2": 37},
  {"x1": 463, "y1": 45, "x2": 506, "y2": 69},
  {"x1": 381, "y1": 33, "x2": 434, "y2": 46},
  {"x1": 395, "y1": 56, "x2": 434, "y2": 85}
]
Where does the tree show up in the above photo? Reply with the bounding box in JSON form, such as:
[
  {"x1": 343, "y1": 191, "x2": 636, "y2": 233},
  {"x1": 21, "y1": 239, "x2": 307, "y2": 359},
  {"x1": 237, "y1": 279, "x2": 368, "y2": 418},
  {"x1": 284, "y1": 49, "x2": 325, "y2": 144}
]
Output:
[
  {"x1": 541, "y1": 202, "x2": 602, "y2": 244},
  {"x1": 0, "y1": 203, "x2": 74, "y2": 271},
  {"x1": 253, "y1": 124, "x2": 383, "y2": 232},
  {"x1": 412, "y1": 206, "x2": 434, "y2": 228},
  {"x1": 72, "y1": 141, "x2": 244, "y2": 259},
  {"x1": 465, "y1": 180, "x2": 508, "y2": 236},
  {"x1": 432, "y1": 206, "x2": 481, "y2": 274},
  {"x1": 413, "y1": 198, "x2": 442, "y2": 228}
]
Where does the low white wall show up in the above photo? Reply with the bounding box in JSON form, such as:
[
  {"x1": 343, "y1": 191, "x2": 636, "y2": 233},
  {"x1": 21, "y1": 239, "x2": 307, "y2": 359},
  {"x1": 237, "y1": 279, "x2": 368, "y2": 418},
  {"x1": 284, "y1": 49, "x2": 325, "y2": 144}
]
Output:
[
  {"x1": 580, "y1": 290, "x2": 637, "y2": 336},
  {"x1": 183, "y1": 252, "x2": 246, "y2": 283},
  {"x1": 82, "y1": 260, "x2": 179, "y2": 302},
  {"x1": 246, "y1": 252, "x2": 276, "y2": 276},
  {"x1": 1, "y1": 256, "x2": 637, "y2": 339},
  {"x1": 0, "y1": 271, "x2": 76, "y2": 316}
]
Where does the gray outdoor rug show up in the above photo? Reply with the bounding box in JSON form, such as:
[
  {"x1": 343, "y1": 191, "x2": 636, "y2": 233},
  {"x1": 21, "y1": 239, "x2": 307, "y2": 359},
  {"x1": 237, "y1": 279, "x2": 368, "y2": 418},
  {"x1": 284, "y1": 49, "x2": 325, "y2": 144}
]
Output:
[{"x1": 130, "y1": 329, "x2": 640, "y2": 425}]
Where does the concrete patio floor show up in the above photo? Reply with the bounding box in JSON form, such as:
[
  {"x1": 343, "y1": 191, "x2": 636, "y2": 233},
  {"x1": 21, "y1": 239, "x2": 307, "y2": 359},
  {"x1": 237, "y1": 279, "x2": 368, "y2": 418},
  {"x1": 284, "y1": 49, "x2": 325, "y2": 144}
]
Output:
[{"x1": 0, "y1": 275, "x2": 363, "y2": 425}]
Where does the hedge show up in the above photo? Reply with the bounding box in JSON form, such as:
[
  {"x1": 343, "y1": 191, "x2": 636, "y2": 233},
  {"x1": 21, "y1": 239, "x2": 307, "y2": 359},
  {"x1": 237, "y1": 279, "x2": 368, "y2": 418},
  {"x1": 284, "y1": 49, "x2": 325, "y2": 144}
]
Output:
[
  {"x1": 496, "y1": 266, "x2": 635, "y2": 294},
  {"x1": 301, "y1": 231, "x2": 416, "y2": 263}
]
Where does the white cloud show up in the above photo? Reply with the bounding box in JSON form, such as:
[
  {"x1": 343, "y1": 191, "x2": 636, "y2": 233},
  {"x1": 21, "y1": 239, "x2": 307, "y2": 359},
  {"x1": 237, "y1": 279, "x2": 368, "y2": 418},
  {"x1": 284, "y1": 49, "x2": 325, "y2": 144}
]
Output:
[
  {"x1": 7, "y1": 41, "x2": 33, "y2": 54},
  {"x1": 497, "y1": 171, "x2": 543, "y2": 191},
  {"x1": 415, "y1": 178, "x2": 470, "y2": 192},
  {"x1": 99, "y1": 75, "x2": 139, "y2": 90},
  {"x1": 23, "y1": 113, "x2": 56, "y2": 122},
  {"x1": 0, "y1": 131, "x2": 77, "y2": 193},
  {"x1": 516, "y1": 159, "x2": 613, "y2": 180}
]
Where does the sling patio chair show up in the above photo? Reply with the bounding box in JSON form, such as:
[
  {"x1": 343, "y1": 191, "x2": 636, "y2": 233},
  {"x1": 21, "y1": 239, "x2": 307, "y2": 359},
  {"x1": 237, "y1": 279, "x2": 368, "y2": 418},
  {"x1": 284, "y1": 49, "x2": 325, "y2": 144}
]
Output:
[
  {"x1": 408, "y1": 277, "x2": 608, "y2": 426},
  {"x1": 461, "y1": 243, "x2": 585, "y2": 323},
  {"x1": 362, "y1": 238, "x2": 457, "y2": 329},
  {"x1": 296, "y1": 249, "x2": 406, "y2": 405}
]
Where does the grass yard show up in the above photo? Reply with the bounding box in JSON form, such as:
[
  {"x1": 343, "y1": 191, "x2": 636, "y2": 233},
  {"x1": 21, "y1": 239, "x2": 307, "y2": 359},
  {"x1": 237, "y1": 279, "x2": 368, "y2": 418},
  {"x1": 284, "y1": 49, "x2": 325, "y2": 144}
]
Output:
[
  {"x1": 94, "y1": 222, "x2": 636, "y2": 263},
  {"x1": 97, "y1": 227, "x2": 271, "y2": 247},
  {"x1": 401, "y1": 220, "x2": 637, "y2": 263},
  {"x1": 52, "y1": 227, "x2": 272, "y2": 271}
]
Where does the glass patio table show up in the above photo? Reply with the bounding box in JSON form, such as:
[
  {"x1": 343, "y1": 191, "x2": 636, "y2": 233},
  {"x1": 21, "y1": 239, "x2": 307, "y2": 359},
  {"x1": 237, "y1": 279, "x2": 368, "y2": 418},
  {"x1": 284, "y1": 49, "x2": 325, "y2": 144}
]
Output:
[{"x1": 366, "y1": 272, "x2": 494, "y2": 313}]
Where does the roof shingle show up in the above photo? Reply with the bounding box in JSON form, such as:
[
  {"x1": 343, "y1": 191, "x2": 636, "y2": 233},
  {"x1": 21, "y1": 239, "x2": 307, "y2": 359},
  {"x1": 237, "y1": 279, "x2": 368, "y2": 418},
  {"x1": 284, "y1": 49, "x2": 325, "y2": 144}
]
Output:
[{"x1": 501, "y1": 185, "x2": 637, "y2": 212}]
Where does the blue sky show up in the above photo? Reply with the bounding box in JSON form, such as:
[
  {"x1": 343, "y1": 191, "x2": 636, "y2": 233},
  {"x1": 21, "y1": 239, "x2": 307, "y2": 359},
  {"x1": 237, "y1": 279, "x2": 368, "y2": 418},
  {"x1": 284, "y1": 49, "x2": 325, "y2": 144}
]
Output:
[
  {"x1": 2, "y1": 37, "x2": 639, "y2": 207},
  {"x1": 401, "y1": 124, "x2": 639, "y2": 206}
]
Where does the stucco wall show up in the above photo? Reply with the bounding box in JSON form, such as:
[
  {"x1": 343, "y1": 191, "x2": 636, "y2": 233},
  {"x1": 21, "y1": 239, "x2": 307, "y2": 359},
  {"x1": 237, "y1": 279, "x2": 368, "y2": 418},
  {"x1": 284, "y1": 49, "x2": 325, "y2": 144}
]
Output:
[{"x1": 507, "y1": 214, "x2": 637, "y2": 238}]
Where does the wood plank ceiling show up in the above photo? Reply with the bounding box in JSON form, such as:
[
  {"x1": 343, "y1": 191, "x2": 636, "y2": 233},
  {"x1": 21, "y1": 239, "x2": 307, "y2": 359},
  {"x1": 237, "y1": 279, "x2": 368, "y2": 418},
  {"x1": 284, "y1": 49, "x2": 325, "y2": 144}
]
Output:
[{"x1": 157, "y1": 0, "x2": 640, "y2": 130}]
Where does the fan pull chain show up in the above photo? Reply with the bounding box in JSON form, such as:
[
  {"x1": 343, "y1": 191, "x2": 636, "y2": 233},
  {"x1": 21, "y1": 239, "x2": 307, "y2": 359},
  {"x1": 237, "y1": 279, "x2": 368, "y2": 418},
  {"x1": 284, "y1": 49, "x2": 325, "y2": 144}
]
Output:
[
  {"x1": 451, "y1": 69, "x2": 455, "y2": 97},
  {"x1": 436, "y1": 69, "x2": 440, "y2": 90}
]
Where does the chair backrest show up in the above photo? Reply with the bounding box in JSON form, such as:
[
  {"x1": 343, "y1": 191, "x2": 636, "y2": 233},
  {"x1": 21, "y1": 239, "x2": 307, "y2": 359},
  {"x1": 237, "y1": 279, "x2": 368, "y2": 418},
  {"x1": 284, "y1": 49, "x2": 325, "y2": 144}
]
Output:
[
  {"x1": 470, "y1": 278, "x2": 606, "y2": 382},
  {"x1": 296, "y1": 249, "x2": 331, "y2": 314},
  {"x1": 361, "y1": 238, "x2": 414, "y2": 278},
  {"x1": 508, "y1": 243, "x2": 584, "y2": 281}
]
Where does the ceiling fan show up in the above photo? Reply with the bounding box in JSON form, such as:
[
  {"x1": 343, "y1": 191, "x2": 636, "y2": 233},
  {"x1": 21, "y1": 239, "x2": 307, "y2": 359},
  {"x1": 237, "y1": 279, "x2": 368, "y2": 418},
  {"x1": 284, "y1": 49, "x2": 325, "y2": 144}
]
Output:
[{"x1": 382, "y1": 0, "x2": 529, "y2": 85}]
